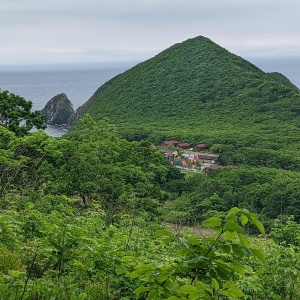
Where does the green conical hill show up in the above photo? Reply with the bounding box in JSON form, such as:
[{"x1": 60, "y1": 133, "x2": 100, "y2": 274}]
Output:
[{"x1": 72, "y1": 36, "x2": 300, "y2": 166}]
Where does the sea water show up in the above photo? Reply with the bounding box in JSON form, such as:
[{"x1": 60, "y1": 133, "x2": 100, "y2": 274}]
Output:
[
  {"x1": 0, "y1": 62, "x2": 137, "y2": 136},
  {"x1": 0, "y1": 62, "x2": 138, "y2": 110},
  {"x1": 0, "y1": 58, "x2": 299, "y2": 137}
]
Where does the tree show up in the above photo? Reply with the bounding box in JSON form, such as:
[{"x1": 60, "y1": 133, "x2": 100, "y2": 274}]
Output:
[{"x1": 0, "y1": 90, "x2": 46, "y2": 136}]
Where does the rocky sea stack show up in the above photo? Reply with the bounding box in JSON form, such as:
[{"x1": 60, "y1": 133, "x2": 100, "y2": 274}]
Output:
[{"x1": 41, "y1": 93, "x2": 75, "y2": 125}]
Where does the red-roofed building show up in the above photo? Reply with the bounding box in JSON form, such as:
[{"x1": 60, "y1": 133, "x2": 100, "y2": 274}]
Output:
[
  {"x1": 204, "y1": 165, "x2": 225, "y2": 172},
  {"x1": 177, "y1": 143, "x2": 190, "y2": 150},
  {"x1": 194, "y1": 144, "x2": 207, "y2": 151},
  {"x1": 161, "y1": 140, "x2": 181, "y2": 147},
  {"x1": 162, "y1": 150, "x2": 178, "y2": 164},
  {"x1": 197, "y1": 154, "x2": 219, "y2": 164}
]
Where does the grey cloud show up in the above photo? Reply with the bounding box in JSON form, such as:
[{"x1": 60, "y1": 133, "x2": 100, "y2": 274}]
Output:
[{"x1": 0, "y1": 0, "x2": 300, "y2": 65}]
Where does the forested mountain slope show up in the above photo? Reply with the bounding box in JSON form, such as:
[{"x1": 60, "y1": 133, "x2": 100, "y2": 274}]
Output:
[
  {"x1": 72, "y1": 36, "x2": 300, "y2": 168},
  {"x1": 267, "y1": 72, "x2": 300, "y2": 91}
]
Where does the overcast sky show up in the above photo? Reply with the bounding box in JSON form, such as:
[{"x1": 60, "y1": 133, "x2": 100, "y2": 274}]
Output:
[{"x1": 1, "y1": 0, "x2": 299, "y2": 66}]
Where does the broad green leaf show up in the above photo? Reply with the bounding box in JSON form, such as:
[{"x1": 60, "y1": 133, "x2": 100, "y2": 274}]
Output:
[
  {"x1": 157, "y1": 272, "x2": 169, "y2": 282},
  {"x1": 179, "y1": 237, "x2": 191, "y2": 249},
  {"x1": 222, "y1": 281, "x2": 245, "y2": 297},
  {"x1": 139, "y1": 263, "x2": 155, "y2": 271},
  {"x1": 224, "y1": 230, "x2": 237, "y2": 241},
  {"x1": 167, "y1": 297, "x2": 179, "y2": 300},
  {"x1": 130, "y1": 271, "x2": 141, "y2": 278},
  {"x1": 240, "y1": 208, "x2": 250, "y2": 215},
  {"x1": 9, "y1": 270, "x2": 26, "y2": 277},
  {"x1": 188, "y1": 256, "x2": 210, "y2": 268},
  {"x1": 223, "y1": 281, "x2": 239, "y2": 290},
  {"x1": 224, "y1": 220, "x2": 243, "y2": 232},
  {"x1": 154, "y1": 229, "x2": 173, "y2": 237},
  {"x1": 231, "y1": 261, "x2": 246, "y2": 276},
  {"x1": 177, "y1": 285, "x2": 198, "y2": 294},
  {"x1": 196, "y1": 281, "x2": 212, "y2": 292},
  {"x1": 220, "y1": 244, "x2": 231, "y2": 254},
  {"x1": 232, "y1": 244, "x2": 245, "y2": 258},
  {"x1": 185, "y1": 236, "x2": 200, "y2": 245},
  {"x1": 248, "y1": 213, "x2": 265, "y2": 234},
  {"x1": 148, "y1": 289, "x2": 158, "y2": 299},
  {"x1": 250, "y1": 218, "x2": 265, "y2": 234},
  {"x1": 229, "y1": 287, "x2": 245, "y2": 298},
  {"x1": 225, "y1": 213, "x2": 237, "y2": 221},
  {"x1": 239, "y1": 215, "x2": 248, "y2": 226},
  {"x1": 202, "y1": 217, "x2": 222, "y2": 228},
  {"x1": 211, "y1": 278, "x2": 219, "y2": 291},
  {"x1": 250, "y1": 248, "x2": 265, "y2": 263},
  {"x1": 214, "y1": 263, "x2": 232, "y2": 281},
  {"x1": 134, "y1": 287, "x2": 150, "y2": 294},
  {"x1": 219, "y1": 290, "x2": 230, "y2": 297},
  {"x1": 229, "y1": 207, "x2": 240, "y2": 214},
  {"x1": 237, "y1": 233, "x2": 250, "y2": 247},
  {"x1": 190, "y1": 292, "x2": 205, "y2": 300}
]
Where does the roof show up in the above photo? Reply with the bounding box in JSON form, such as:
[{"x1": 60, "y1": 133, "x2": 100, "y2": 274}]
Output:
[
  {"x1": 197, "y1": 154, "x2": 219, "y2": 160},
  {"x1": 162, "y1": 140, "x2": 181, "y2": 145},
  {"x1": 205, "y1": 165, "x2": 225, "y2": 170},
  {"x1": 162, "y1": 150, "x2": 178, "y2": 156}
]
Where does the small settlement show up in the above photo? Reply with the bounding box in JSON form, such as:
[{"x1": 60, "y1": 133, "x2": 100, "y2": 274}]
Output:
[{"x1": 160, "y1": 140, "x2": 232, "y2": 173}]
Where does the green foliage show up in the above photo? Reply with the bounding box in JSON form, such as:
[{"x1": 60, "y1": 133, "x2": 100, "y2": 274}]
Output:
[
  {"x1": 70, "y1": 36, "x2": 300, "y2": 170},
  {"x1": 163, "y1": 167, "x2": 300, "y2": 225},
  {"x1": 269, "y1": 216, "x2": 300, "y2": 246},
  {"x1": 238, "y1": 240, "x2": 300, "y2": 299},
  {"x1": 2, "y1": 83, "x2": 300, "y2": 298},
  {"x1": 0, "y1": 115, "x2": 180, "y2": 225},
  {"x1": 129, "y1": 207, "x2": 264, "y2": 299},
  {"x1": 161, "y1": 196, "x2": 195, "y2": 225},
  {"x1": 267, "y1": 72, "x2": 300, "y2": 91},
  {"x1": 1, "y1": 122, "x2": 300, "y2": 299},
  {"x1": 57, "y1": 115, "x2": 181, "y2": 224},
  {"x1": 0, "y1": 90, "x2": 46, "y2": 136},
  {"x1": 0, "y1": 191, "x2": 179, "y2": 299}
]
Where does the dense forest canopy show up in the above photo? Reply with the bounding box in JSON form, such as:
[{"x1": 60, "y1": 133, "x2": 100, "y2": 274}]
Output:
[
  {"x1": 73, "y1": 37, "x2": 300, "y2": 167},
  {"x1": 0, "y1": 90, "x2": 46, "y2": 136},
  {"x1": 2, "y1": 111, "x2": 300, "y2": 299}
]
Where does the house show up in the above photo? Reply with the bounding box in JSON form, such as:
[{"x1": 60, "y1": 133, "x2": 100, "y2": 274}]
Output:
[
  {"x1": 196, "y1": 154, "x2": 219, "y2": 164},
  {"x1": 161, "y1": 140, "x2": 181, "y2": 147},
  {"x1": 204, "y1": 165, "x2": 225, "y2": 172},
  {"x1": 161, "y1": 150, "x2": 178, "y2": 164},
  {"x1": 177, "y1": 143, "x2": 190, "y2": 150},
  {"x1": 194, "y1": 144, "x2": 207, "y2": 151}
]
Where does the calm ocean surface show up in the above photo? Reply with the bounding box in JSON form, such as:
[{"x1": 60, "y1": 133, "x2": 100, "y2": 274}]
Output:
[
  {"x1": 0, "y1": 63, "x2": 138, "y2": 111},
  {"x1": 0, "y1": 58, "x2": 299, "y2": 136},
  {"x1": 0, "y1": 62, "x2": 137, "y2": 136}
]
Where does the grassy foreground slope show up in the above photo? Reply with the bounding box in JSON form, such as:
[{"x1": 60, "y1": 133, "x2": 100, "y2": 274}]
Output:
[{"x1": 73, "y1": 36, "x2": 300, "y2": 163}]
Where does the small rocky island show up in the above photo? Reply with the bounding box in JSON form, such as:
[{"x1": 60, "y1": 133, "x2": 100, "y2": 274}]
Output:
[{"x1": 41, "y1": 93, "x2": 75, "y2": 126}]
